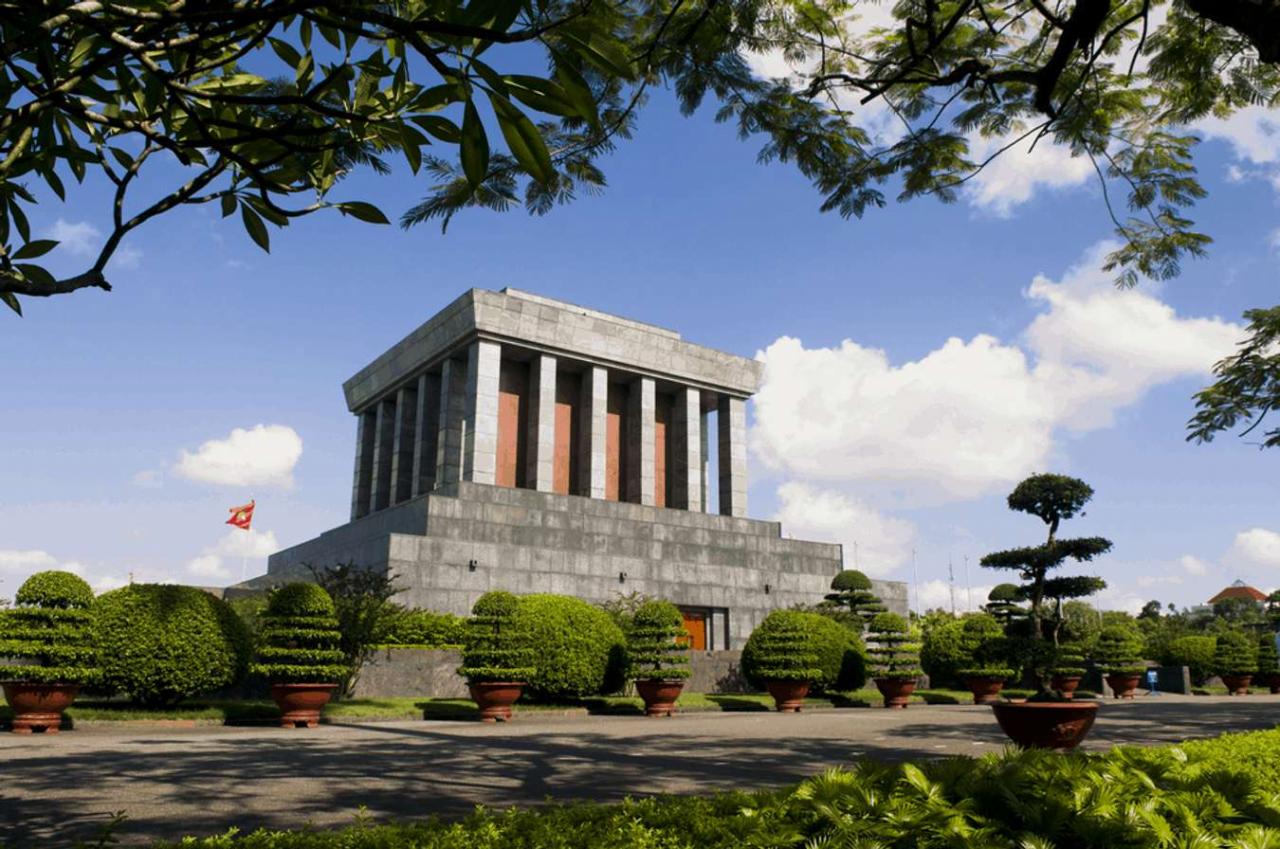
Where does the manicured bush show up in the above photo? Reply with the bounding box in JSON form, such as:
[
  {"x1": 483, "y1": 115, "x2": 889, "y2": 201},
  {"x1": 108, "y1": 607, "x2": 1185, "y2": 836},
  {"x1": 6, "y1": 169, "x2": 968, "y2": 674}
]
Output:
[
  {"x1": 867, "y1": 612, "x2": 921, "y2": 680},
  {"x1": 1213, "y1": 629, "x2": 1258, "y2": 677},
  {"x1": 954, "y1": 614, "x2": 1014, "y2": 680},
  {"x1": 625, "y1": 600, "x2": 691, "y2": 681},
  {"x1": 459, "y1": 591, "x2": 535, "y2": 684},
  {"x1": 1164, "y1": 635, "x2": 1217, "y2": 685},
  {"x1": 94, "y1": 584, "x2": 251, "y2": 707},
  {"x1": 1258, "y1": 634, "x2": 1278, "y2": 678},
  {"x1": 824, "y1": 570, "x2": 885, "y2": 626},
  {"x1": 742, "y1": 610, "x2": 823, "y2": 687},
  {"x1": 0, "y1": 571, "x2": 97, "y2": 685},
  {"x1": 250, "y1": 583, "x2": 347, "y2": 684},
  {"x1": 1093, "y1": 622, "x2": 1145, "y2": 675},
  {"x1": 802, "y1": 612, "x2": 867, "y2": 692},
  {"x1": 510, "y1": 594, "x2": 628, "y2": 698},
  {"x1": 1052, "y1": 643, "x2": 1087, "y2": 676},
  {"x1": 383, "y1": 608, "x2": 467, "y2": 647},
  {"x1": 984, "y1": 583, "x2": 1024, "y2": 624}
]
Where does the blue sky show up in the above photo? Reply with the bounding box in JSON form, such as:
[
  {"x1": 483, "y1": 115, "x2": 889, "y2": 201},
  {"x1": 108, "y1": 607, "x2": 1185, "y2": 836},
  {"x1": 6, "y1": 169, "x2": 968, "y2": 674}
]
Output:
[{"x1": 1, "y1": 84, "x2": 1277, "y2": 613}]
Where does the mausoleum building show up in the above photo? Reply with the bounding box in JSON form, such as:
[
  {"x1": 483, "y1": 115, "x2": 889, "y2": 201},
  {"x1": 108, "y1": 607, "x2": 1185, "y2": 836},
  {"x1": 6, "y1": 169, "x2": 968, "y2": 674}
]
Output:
[{"x1": 260, "y1": 288, "x2": 907, "y2": 648}]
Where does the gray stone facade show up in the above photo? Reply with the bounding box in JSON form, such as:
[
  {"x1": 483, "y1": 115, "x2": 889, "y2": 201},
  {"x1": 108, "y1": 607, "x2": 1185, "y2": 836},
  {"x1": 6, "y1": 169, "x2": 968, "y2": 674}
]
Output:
[{"x1": 255, "y1": 288, "x2": 908, "y2": 649}]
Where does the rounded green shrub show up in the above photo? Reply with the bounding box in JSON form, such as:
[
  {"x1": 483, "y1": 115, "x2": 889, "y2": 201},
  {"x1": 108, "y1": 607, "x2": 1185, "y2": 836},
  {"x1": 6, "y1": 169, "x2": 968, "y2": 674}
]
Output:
[
  {"x1": 1258, "y1": 635, "x2": 1278, "y2": 677},
  {"x1": 459, "y1": 591, "x2": 536, "y2": 684},
  {"x1": 868, "y1": 612, "x2": 921, "y2": 680},
  {"x1": 956, "y1": 614, "x2": 1015, "y2": 679},
  {"x1": 250, "y1": 583, "x2": 347, "y2": 684},
  {"x1": 1165, "y1": 635, "x2": 1217, "y2": 685},
  {"x1": 797, "y1": 611, "x2": 866, "y2": 691},
  {"x1": 985, "y1": 583, "x2": 1024, "y2": 624},
  {"x1": 511, "y1": 594, "x2": 625, "y2": 698},
  {"x1": 94, "y1": 584, "x2": 251, "y2": 707},
  {"x1": 1052, "y1": 643, "x2": 1087, "y2": 677},
  {"x1": 626, "y1": 600, "x2": 691, "y2": 681},
  {"x1": 742, "y1": 610, "x2": 823, "y2": 687},
  {"x1": 0, "y1": 571, "x2": 97, "y2": 685},
  {"x1": 384, "y1": 609, "x2": 467, "y2": 647},
  {"x1": 1093, "y1": 623, "x2": 1145, "y2": 675},
  {"x1": 1213, "y1": 630, "x2": 1258, "y2": 676},
  {"x1": 920, "y1": 617, "x2": 967, "y2": 687},
  {"x1": 824, "y1": 570, "x2": 886, "y2": 625}
]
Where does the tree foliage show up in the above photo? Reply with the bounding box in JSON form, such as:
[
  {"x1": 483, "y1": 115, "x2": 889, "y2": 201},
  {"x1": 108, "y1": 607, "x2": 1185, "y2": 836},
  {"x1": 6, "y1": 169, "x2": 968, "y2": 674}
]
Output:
[
  {"x1": 307, "y1": 562, "x2": 404, "y2": 697},
  {"x1": 3, "y1": 2, "x2": 1279, "y2": 315},
  {"x1": 1188, "y1": 307, "x2": 1280, "y2": 451}
]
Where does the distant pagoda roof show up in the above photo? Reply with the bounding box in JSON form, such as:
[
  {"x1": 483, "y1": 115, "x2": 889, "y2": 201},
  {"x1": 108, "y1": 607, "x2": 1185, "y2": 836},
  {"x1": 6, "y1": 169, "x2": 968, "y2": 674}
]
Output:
[{"x1": 1208, "y1": 580, "x2": 1266, "y2": 604}]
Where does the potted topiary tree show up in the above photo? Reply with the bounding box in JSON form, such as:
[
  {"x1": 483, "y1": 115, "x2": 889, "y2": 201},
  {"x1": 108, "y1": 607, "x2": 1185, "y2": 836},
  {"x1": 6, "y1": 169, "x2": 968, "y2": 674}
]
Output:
[
  {"x1": 1050, "y1": 643, "x2": 1087, "y2": 699},
  {"x1": 251, "y1": 583, "x2": 347, "y2": 728},
  {"x1": 981, "y1": 474, "x2": 1112, "y2": 749},
  {"x1": 1213, "y1": 630, "x2": 1258, "y2": 696},
  {"x1": 955, "y1": 614, "x2": 1014, "y2": 705},
  {"x1": 825, "y1": 570, "x2": 886, "y2": 632},
  {"x1": 1257, "y1": 634, "x2": 1280, "y2": 694},
  {"x1": 984, "y1": 584, "x2": 1025, "y2": 626},
  {"x1": 741, "y1": 610, "x2": 823, "y2": 712},
  {"x1": 626, "y1": 600, "x2": 691, "y2": 716},
  {"x1": 1094, "y1": 623, "x2": 1145, "y2": 699},
  {"x1": 0, "y1": 571, "x2": 97, "y2": 734},
  {"x1": 868, "y1": 613, "x2": 921, "y2": 709},
  {"x1": 459, "y1": 591, "x2": 535, "y2": 722}
]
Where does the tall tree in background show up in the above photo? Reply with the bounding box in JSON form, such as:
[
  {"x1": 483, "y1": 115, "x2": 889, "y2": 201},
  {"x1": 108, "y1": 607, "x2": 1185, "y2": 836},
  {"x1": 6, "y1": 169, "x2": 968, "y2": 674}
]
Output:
[{"x1": 2, "y1": 2, "x2": 1279, "y2": 316}]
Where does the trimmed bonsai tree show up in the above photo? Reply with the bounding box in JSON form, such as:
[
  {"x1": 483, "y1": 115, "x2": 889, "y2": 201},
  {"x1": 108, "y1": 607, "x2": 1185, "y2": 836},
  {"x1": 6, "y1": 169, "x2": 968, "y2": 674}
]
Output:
[
  {"x1": 955, "y1": 614, "x2": 1015, "y2": 705},
  {"x1": 868, "y1": 612, "x2": 921, "y2": 709},
  {"x1": 459, "y1": 591, "x2": 535, "y2": 721},
  {"x1": 252, "y1": 583, "x2": 346, "y2": 728},
  {"x1": 825, "y1": 570, "x2": 886, "y2": 630},
  {"x1": 1094, "y1": 623, "x2": 1145, "y2": 699},
  {"x1": 0, "y1": 571, "x2": 98, "y2": 734},
  {"x1": 742, "y1": 610, "x2": 823, "y2": 712},
  {"x1": 984, "y1": 584, "x2": 1025, "y2": 626},
  {"x1": 1257, "y1": 634, "x2": 1280, "y2": 694},
  {"x1": 1050, "y1": 643, "x2": 1088, "y2": 698},
  {"x1": 626, "y1": 599, "x2": 691, "y2": 717},
  {"x1": 1213, "y1": 630, "x2": 1258, "y2": 696}
]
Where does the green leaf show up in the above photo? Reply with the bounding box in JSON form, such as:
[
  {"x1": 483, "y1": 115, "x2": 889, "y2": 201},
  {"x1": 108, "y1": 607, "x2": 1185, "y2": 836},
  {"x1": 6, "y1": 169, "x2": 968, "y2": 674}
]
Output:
[
  {"x1": 553, "y1": 59, "x2": 600, "y2": 131},
  {"x1": 108, "y1": 147, "x2": 134, "y2": 171},
  {"x1": 220, "y1": 193, "x2": 236, "y2": 218},
  {"x1": 12, "y1": 239, "x2": 58, "y2": 259},
  {"x1": 411, "y1": 115, "x2": 462, "y2": 144},
  {"x1": 1, "y1": 291, "x2": 22, "y2": 316},
  {"x1": 559, "y1": 32, "x2": 635, "y2": 81},
  {"x1": 336, "y1": 201, "x2": 390, "y2": 224},
  {"x1": 269, "y1": 38, "x2": 302, "y2": 69},
  {"x1": 14, "y1": 263, "x2": 56, "y2": 289},
  {"x1": 460, "y1": 100, "x2": 490, "y2": 189},
  {"x1": 240, "y1": 203, "x2": 270, "y2": 252},
  {"x1": 487, "y1": 92, "x2": 554, "y2": 185},
  {"x1": 504, "y1": 75, "x2": 581, "y2": 118}
]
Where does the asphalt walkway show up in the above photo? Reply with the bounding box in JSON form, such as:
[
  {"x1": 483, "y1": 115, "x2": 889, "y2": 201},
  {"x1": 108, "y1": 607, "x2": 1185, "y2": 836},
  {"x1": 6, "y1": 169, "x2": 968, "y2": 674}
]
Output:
[{"x1": 2, "y1": 694, "x2": 1276, "y2": 847}]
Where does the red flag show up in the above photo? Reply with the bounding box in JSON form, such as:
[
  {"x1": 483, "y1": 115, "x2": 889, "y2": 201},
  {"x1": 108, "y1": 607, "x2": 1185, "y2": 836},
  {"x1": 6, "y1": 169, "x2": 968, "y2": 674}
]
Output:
[{"x1": 226, "y1": 500, "x2": 255, "y2": 530}]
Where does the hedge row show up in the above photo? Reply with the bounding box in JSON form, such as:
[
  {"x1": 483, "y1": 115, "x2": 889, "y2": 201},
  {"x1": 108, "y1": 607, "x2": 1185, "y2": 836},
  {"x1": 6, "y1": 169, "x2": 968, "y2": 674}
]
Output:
[{"x1": 151, "y1": 728, "x2": 1280, "y2": 848}]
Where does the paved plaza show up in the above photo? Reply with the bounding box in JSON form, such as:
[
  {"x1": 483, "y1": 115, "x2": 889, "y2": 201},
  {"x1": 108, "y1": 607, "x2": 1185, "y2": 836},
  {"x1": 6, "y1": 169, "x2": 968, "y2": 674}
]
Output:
[{"x1": 3, "y1": 695, "x2": 1278, "y2": 846}]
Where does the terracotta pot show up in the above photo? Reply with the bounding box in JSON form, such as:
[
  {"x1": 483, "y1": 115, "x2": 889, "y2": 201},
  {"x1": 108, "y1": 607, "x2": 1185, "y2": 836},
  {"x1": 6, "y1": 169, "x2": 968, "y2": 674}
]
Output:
[
  {"x1": 874, "y1": 677, "x2": 917, "y2": 709},
  {"x1": 991, "y1": 700, "x2": 1099, "y2": 750},
  {"x1": 270, "y1": 682, "x2": 337, "y2": 728},
  {"x1": 1222, "y1": 674, "x2": 1253, "y2": 696},
  {"x1": 1105, "y1": 673, "x2": 1141, "y2": 699},
  {"x1": 1266, "y1": 672, "x2": 1280, "y2": 695},
  {"x1": 635, "y1": 679, "x2": 684, "y2": 717},
  {"x1": 468, "y1": 681, "x2": 524, "y2": 722},
  {"x1": 764, "y1": 679, "x2": 810, "y2": 712},
  {"x1": 1051, "y1": 675, "x2": 1083, "y2": 699},
  {"x1": 3, "y1": 682, "x2": 79, "y2": 734},
  {"x1": 965, "y1": 676, "x2": 1006, "y2": 705}
]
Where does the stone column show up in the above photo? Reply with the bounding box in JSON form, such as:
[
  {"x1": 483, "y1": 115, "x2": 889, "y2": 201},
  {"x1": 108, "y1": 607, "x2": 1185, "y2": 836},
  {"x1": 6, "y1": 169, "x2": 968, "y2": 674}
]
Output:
[
  {"x1": 369, "y1": 396, "x2": 397, "y2": 512},
  {"x1": 671, "y1": 387, "x2": 702, "y2": 510},
  {"x1": 699, "y1": 409, "x2": 710, "y2": 513},
  {"x1": 577, "y1": 365, "x2": 607, "y2": 499},
  {"x1": 411, "y1": 372, "x2": 441, "y2": 496},
  {"x1": 625, "y1": 376, "x2": 656, "y2": 505},
  {"x1": 462, "y1": 339, "x2": 501, "y2": 485},
  {"x1": 435, "y1": 358, "x2": 467, "y2": 488},
  {"x1": 526, "y1": 354, "x2": 557, "y2": 492},
  {"x1": 717, "y1": 395, "x2": 747, "y2": 517},
  {"x1": 350, "y1": 409, "x2": 376, "y2": 520},
  {"x1": 389, "y1": 383, "x2": 418, "y2": 505}
]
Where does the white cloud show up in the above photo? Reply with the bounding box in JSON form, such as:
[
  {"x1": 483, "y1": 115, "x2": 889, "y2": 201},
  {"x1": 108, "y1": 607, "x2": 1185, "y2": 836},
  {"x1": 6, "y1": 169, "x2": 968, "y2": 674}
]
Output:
[
  {"x1": 1180, "y1": 554, "x2": 1210, "y2": 576},
  {"x1": 966, "y1": 133, "x2": 1095, "y2": 217},
  {"x1": 753, "y1": 243, "x2": 1244, "y2": 500},
  {"x1": 1196, "y1": 106, "x2": 1280, "y2": 194},
  {"x1": 914, "y1": 579, "x2": 995, "y2": 614},
  {"x1": 111, "y1": 243, "x2": 143, "y2": 270},
  {"x1": 1226, "y1": 528, "x2": 1280, "y2": 571},
  {"x1": 1093, "y1": 586, "x2": 1148, "y2": 616},
  {"x1": 774, "y1": 483, "x2": 915, "y2": 576},
  {"x1": 0, "y1": 549, "x2": 58, "y2": 573},
  {"x1": 47, "y1": 219, "x2": 101, "y2": 256},
  {"x1": 185, "y1": 528, "x2": 280, "y2": 584},
  {"x1": 175, "y1": 424, "x2": 303, "y2": 488}
]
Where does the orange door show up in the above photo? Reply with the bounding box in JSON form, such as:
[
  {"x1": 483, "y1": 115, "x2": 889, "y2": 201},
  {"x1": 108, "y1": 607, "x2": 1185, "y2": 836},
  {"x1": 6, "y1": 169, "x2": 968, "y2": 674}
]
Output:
[
  {"x1": 496, "y1": 361, "x2": 528, "y2": 488},
  {"x1": 605, "y1": 384, "x2": 627, "y2": 501},
  {"x1": 654, "y1": 393, "x2": 671, "y2": 508},
  {"x1": 553, "y1": 379, "x2": 577, "y2": 495},
  {"x1": 681, "y1": 610, "x2": 707, "y2": 651}
]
